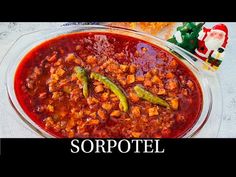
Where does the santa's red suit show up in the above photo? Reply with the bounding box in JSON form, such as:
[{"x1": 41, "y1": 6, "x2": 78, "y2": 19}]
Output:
[{"x1": 195, "y1": 24, "x2": 228, "y2": 61}]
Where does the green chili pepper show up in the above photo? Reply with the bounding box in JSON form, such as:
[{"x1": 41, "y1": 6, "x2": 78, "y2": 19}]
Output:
[
  {"x1": 134, "y1": 85, "x2": 169, "y2": 108},
  {"x1": 90, "y1": 72, "x2": 128, "y2": 112},
  {"x1": 74, "y1": 66, "x2": 89, "y2": 98}
]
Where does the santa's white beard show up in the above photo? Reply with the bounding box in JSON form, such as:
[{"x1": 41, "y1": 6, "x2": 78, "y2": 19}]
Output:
[{"x1": 205, "y1": 36, "x2": 224, "y2": 50}]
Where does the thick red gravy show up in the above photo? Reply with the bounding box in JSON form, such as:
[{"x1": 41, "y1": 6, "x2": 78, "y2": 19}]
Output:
[{"x1": 14, "y1": 32, "x2": 203, "y2": 138}]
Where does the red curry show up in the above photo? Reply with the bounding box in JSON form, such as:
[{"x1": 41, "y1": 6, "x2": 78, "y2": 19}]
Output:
[{"x1": 14, "y1": 32, "x2": 203, "y2": 138}]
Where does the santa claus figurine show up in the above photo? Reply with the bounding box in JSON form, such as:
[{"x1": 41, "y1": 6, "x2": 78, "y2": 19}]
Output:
[{"x1": 195, "y1": 24, "x2": 228, "y2": 69}]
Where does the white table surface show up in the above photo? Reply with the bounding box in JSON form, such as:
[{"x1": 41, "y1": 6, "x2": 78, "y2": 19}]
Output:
[{"x1": 0, "y1": 22, "x2": 236, "y2": 138}]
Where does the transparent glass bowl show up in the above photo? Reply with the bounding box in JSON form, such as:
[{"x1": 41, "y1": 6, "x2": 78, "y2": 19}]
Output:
[{"x1": 3, "y1": 25, "x2": 221, "y2": 138}]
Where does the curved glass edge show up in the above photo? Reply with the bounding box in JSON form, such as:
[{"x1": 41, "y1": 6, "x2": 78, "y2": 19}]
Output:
[{"x1": 2, "y1": 24, "x2": 223, "y2": 138}]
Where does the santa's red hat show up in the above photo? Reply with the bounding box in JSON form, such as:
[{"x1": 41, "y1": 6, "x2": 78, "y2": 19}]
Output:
[{"x1": 212, "y1": 24, "x2": 228, "y2": 35}]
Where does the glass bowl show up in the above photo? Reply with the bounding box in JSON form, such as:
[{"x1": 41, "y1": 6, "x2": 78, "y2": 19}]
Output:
[{"x1": 2, "y1": 25, "x2": 222, "y2": 138}]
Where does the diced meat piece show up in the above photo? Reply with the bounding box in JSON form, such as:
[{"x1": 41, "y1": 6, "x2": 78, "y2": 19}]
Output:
[
  {"x1": 94, "y1": 85, "x2": 104, "y2": 93},
  {"x1": 115, "y1": 52, "x2": 125, "y2": 60},
  {"x1": 87, "y1": 119, "x2": 100, "y2": 126},
  {"x1": 120, "y1": 64, "x2": 128, "y2": 72},
  {"x1": 74, "y1": 111, "x2": 84, "y2": 119},
  {"x1": 110, "y1": 110, "x2": 121, "y2": 117},
  {"x1": 100, "y1": 60, "x2": 112, "y2": 69},
  {"x1": 51, "y1": 74, "x2": 59, "y2": 82},
  {"x1": 129, "y1": 92, "x2": 139, "y2": 102},
  {"x1": 101, "y1": 92, "x2": 109, "y2": 101},
  {"x1": 48, "y1": 83, "x2": 56, "y2": 92},
  {"x1": 169, "y1": 98, "x2": 179, "y2": 110},
  {"x1": 141, "y1": 47, "x2": 148, "y2": 53},
  {"x1": 150, "y1": 86, "x2": 159, "y2": 93},
  {"x1": 102, "y1": 102, "x2": 113, "y2": 111},
  {"x1": 144, "y1": 79, "x2": 152, "y2": 87},
  {"x1": 66, "y1": 119, "x2": 75, "y2": 131},
  {"x1": 86, "y1": 55, "x2": 97, "y2": 64},
  {"x1": 131, "y1": 132, "x2": 142, "y2": 138},
  {"x1": 151, "y1": 69, "x2": 158, "y2": 75},
  {"x1": 58, "y1": 109, "x2": 68, "y2": 117},
  {"x1": 97, "y1": 109, "x2": 107, "y2": 120},
  {"x1": 67, "y1": 130, "x2": 75, "y2": 138},
  {"x1": 145, "y1": 72, "x2": 152, "y2": 79},
  {"x1": 110, "y1": 94, "x2": 119, "y2": 102},
  {"x1": 129, "y1": 64, "x2": 136, "y2": 73},
  {"x1": 186, "y1": 80, "x2": 194, "y2": 90},
  {"x1": 140, "y1": 115, "x2": 148, "y2": 123},
  {"x1": 151, "y1": 75, "x2": 162, "y2": 84},
  {"x1": 131, "y1": 106, "x2": 141, "y2": 118},
  {"x1": 47, "y1": 105, "x2": 54, "y2": 112},
  {"x1": 45, "y1": 117, "x2": 54, "y2": 128},
  {"x1": 148, "y1": 107, "x2": 159, "y2": 116},
  {"x1": 54, "y1": 58, "x2": 63, "y2": 66},
  {"x1": 158, "y1": 71, "x2": 165, "y2": 79},
  {"x1": 87, "y1": 97, "x2": 99, "y2": 105},
  {"x1": 52, "y1": 92, "x2": 63, "y2": 100},
  {"x1": 53, "y1": 123, "x2": 61, "y2": 133},
  {"x1": 33, "y1": 67, "x2": 42, "y2": 75},
  {"x1": 71, "y1": 108, "x2": 77, "y2": 114},
  {"x1": 59, "y1": 120, "x2": 66, "y2": 128},
  {"x1": 168, "y1": 59, "x2": 178, "y2": 69},
  {"x1": 117, "y1": 75, "x2": 126, "y2": 86},
  {"x1": 165, "y1": 79, "x2": 178, "y2": 90},
  {"x1": 90, "y1": 112, "x2": 97, "y2": 119},
  {"x1": 111, "y1": 96, "x2": 119, "y2": 102},
  {"x1": 84, "y1": 110, "x2": 91, "y2": 116},
  {"x1": 136, "y1": 75, "x2": 144, "y2": 82},
  {"x1": 157, "y1": 88, "x2": 166, "y2": 95},
  {"x1": 65, "y1": 53, "x2": 76, "y2": 62},
  {"x1": 165, "y1": 72, "x2": 174, "y2": 79},
  {"x1": 55, "y1": 67, "x2": 65, "y2": 76},
  {"x1": 169, "y1": 59, "x2": 177, "y2": 69},
  {"x1": 134, "y1": 50, "x2": 140, "y2": 57},
  {"x1": 179, "y1": 75, "x2": 186, "y2": 84},
  {"x1": 127, "y1": 74, "x2": 135, "y2": 84},
  {"x1": 71, "y1": 73, "x2": 77, "y2": 81},
  {"x1": 107, "y1": 63, "x2": 119, "y2": 72}
]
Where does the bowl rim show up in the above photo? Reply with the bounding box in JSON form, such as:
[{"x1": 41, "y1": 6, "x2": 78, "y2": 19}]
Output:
[{"x1": 5, "y1": 24, "x2": 214, "y2": 138}]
